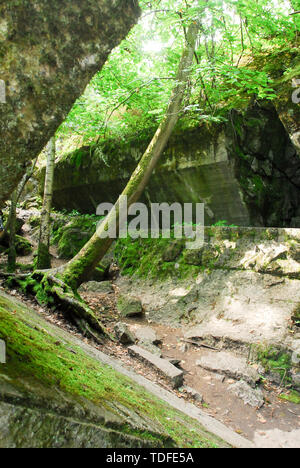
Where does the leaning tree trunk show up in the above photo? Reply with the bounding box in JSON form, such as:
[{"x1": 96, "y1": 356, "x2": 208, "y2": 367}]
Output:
[
  {"x1": 37, "y1": 138, "x2": 56, "y2": 269},
  {"x1": 61, "y1": 22, "x2": 199, "y2": 290}
]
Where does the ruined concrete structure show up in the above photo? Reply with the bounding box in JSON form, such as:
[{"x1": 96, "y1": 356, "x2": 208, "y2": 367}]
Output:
[{"x1": 52, "y1": 104, "x2": 300, "y2": 227}]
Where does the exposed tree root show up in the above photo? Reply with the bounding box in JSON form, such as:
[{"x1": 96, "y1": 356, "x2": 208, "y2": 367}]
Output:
[{"x1": 0, "y1": 271, "x2": 110, "y2": 344}]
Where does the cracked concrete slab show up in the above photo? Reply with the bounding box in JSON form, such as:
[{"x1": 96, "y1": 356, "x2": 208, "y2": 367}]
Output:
[
  {"x1": 196, "y1": 351, "x2": 260, "y2": 386},
  {"x1": 128, "y1": 345, "x2": 183, "y2": 388},
  {"x1": 228, "y1": 381, "x2": 264, "y2": 408}
]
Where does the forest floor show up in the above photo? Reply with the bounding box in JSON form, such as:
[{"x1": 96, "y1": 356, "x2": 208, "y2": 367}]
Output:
[
  {"x1": 1, "y1": 274, "x2": 299, "y2": 448},
  {"x1": 0, "y1": 213, "x2": 300, "y2": 448},
  {"x1": 83, "y1": 288, "x2": 300, "y2": 448}
]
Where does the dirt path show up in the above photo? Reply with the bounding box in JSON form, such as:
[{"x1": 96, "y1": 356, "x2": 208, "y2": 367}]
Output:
[
  {"x1": 0, "y1": 271, "x2": 299, "y2": 448},
  {"x1": 80, "y1": 288, "x2": 300, "y2": 448},
  {"x1": 0, "y1": 210, "x2": 299, "y2": 448}
]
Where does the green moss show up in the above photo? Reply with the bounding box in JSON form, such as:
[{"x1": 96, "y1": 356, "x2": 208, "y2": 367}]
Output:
[
  {"x1": 279, "y1": 391, "x2": 300, "y2": 405},
  {"x1": 15, "y1": 235, "x2": 32, "y2": 256},
  {"x1": 52, "y1": 215, "x2": 102, "y2": 260},
  {"x1": 5, "y1": 274, "x2": 55, "y2": 306},
  {"x1": 0, "y1": 294, "x2": 225, "y2": 448},
  {"x1": 114, "y1": 236, "x2": 202, "y2": 280},
  {"x1": 256, "y1": 345, "x2": 292, "y2": 382}
]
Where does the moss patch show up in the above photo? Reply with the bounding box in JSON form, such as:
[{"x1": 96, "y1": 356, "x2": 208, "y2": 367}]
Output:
[
  {"x1": 279, "y1": 390, "x2": 300, "y2": 405},
  {"x1": 114, "y1": 236, "x2": 203, "y2": 280},
  {"x1": 256, "y1": 346, "x2": 292, "y2": 382},
  {"x1": 51, "y1": 215, "x2": 102, "y2": 260}
]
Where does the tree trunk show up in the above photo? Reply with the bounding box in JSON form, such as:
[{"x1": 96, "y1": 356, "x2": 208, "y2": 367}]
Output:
[
  {"x1": 37, "y1": 138, "x2": 56, "y2": 269},
  {"x1": 0, "y1": 156, "x2": 38, "y2": 244},
  {"x1": 7, "y1": 191, "x2": 17, "y2": 273},
  {"x1": 61, "y1": 22, "x2": 199, "y2": 290}
]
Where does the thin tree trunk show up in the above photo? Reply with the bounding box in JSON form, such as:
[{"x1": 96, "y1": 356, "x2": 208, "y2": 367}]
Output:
[
  {"x1": 0, "y1": 156, "x2": 38, "y2": 243},
  {"x1": 7, "y1": 190, "x2": 17, "y2": 272},
  {"x1": 61, "y1": 22, "x2": 199, "y2": 290},
  {"x1": 37, "y1": 137, "x2": 56, "y2": 269}
]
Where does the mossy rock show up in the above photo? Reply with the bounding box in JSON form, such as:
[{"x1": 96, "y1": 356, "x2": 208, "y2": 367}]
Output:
[
  {"x1": 256, "y1": 345, "x2": 292, "y2": 382},
  {"x1": 292, "y1": 304, "x2": 300, "y2": 326},
  {"x1": 162, "y1": 241, "x2": 184, "y2": 262},
  {"x1": 117, "y1": 294, "x2": 143, "y2": 317},
  {"x1": 78, "y1": 281, "x2": 113, "y2": 294},
  {"x1": 15, "y1": 236, "x2": 32, "y2": 256},
  {"x1": 57, "y1": 225, "x2": 94, "y2": 259},
  {"x1": 88, "y1": 264, "x2": 106, "y2": 282},
  {"x1": 52, "y1": 216, "x2": 103, "y2": 260},
  {"x1": 182, "y1": 248, "x2": 203, "y2": 266},
  {"x1": 201, "y1": 245, "x2": 220, "y2": 268},
  {"x1": 0, "y1": 293, "x2": 226, "y2": 448},
  {"x1": 0, "y1": 233, "x2": 32, "y2": 256}
]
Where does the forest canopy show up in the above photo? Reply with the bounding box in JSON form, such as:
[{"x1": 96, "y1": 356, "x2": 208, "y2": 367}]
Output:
[{"x1": 57, "y1": 0, "x2": 300, "y2": 154}]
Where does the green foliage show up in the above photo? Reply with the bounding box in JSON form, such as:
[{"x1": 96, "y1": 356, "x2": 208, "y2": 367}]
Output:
[
  {"x1": 57, "y1": 0, "x2": 298, "y2": 154},
  {"x1": 212, "y1": 220, "x2": 238, "y2": 227},
  {"x1": 51, "y1": 214, "x2": 103, "y2": 260},
  {"x1": 279, "y1": 390, "x2": 300, "y2": 405}
]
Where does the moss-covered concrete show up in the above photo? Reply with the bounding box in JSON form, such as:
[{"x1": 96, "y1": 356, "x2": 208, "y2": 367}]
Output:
[
  {"x1": 113, "y1": 226, "x2": 300, "y2": 281},
  {"x1": 0, "y1": 292, "x2": 229, "y2": 448},
  {"x1": 50, "y1": 105, "x2": 300, "y2": 228}
]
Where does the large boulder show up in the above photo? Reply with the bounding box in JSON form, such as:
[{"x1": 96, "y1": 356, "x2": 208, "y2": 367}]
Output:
[
  {"x1": 117, "y1": 294, "x2": 143, "y2": 317},
  {"x1": 0, "y1": 0, "x2": 141, "y2": 207},
  {"x1": 114, "y1": 322, "x2": 136, "y2": 345},
  {"x1": 0, "y1": 291, "x2": 231, "y2": 448}
]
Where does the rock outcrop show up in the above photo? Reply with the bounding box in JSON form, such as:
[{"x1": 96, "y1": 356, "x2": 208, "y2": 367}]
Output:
[
  {"x1": 0, "y1": 0, "x2": 141, "y2": 207},
  {"x1": 115, "y1": 227, "x2": 300, "y2": 386}
]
